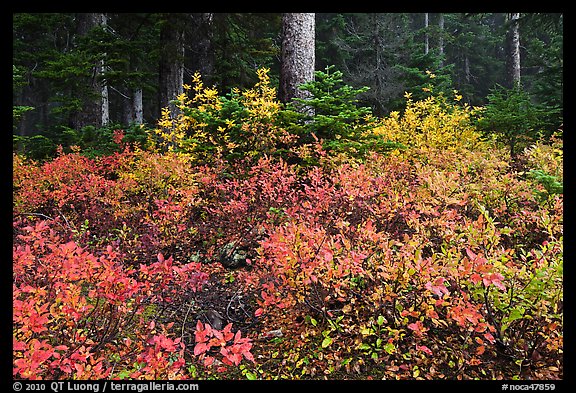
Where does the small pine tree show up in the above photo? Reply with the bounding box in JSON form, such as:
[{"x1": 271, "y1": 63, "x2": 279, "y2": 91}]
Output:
[
  {"x1": 476, "y1": 85, "x2": 557, "y2": 158},
  {"x1": 282, "y1": 65, "x2": 401, "y2": 158}
]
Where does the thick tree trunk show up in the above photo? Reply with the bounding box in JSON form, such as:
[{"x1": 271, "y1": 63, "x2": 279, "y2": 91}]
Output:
[
  {"x1": 279, "y1": 13, "x2": 315, "y2": 104},
  {"x1": 506, "y1": 12, "x2": 521, "y2": 88},
  {"x1": 189, "y1": 13, "x2": 215, "y2": 81},
  {"x1": 159, "y1": 13, "x2": 186, "y2": 117},
  {"x1": 72, "y1": 13, "x2": 108, "y2": 130}
]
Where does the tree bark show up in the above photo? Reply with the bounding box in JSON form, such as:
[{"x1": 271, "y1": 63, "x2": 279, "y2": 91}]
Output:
[
  {"x1": 279, "y1": 13, "x2": 315, "y2": 104},
  {"x1": 506, "y1": 12, "x2": 521, "y2": 88},
  {"x1": 464, "y1": 55, "x2": 471, "y2": 84},
  {"x1": 438, "y1": 13, "x2": 444, "y2": 65},
  {"x1": 424, "y1": 13, "x2": 429, "y2": 55},
  {"x1": 100, "y1": 14, "x2": 109, "y2": 127},
  {"x1": 189, "y1": 13, "x2": 215, "y2": 82},
  {"x1": 72, "y1": 13, "x2": 108, "y2": 130},
  {"x1": 159, "y1": 13, "x2": 186, "y2": 117},
  {"x1": 132, "y1": 88, "x2": 143, "y2": 125}
]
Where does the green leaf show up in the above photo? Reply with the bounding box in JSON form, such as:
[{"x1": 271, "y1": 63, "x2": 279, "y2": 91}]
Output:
[
  {"x1": 245, "y1": 371, "x2": 257, "y2": 380},
  {"x1": 501, "y1": 307, "x2": 525, "y2": 335},
  {"x1": 508, "y1": 307, "x2": 525, "y2": 321},
  {"x1": 377, "y1": 315, "x2": 385, "y2": 326},
  {"x1": 321, "y1": 336, "x2": 333, "y2": 348},
  {"x1": 383, "y1": 342, "x2": 396, "y2": 354}
]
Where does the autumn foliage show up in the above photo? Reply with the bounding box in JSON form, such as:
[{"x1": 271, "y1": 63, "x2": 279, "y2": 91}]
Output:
[{"x1": 13, "y1": 72, "x2": 562, "y2": 380}]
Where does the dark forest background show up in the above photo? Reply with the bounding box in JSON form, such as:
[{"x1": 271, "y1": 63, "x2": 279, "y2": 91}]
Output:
[{"x1": 13, "y1": 13, "x2": 563, "y2": 158}]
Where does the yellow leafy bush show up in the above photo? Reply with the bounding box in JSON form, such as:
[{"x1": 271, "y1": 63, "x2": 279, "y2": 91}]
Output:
[
  {"x1": 371, "y1": 90, "x2": 485, "y2": 154},
  {"x1": 240, "y1": 68, "x2": 281, "y2": 122},
  {"x1": 148, "y1": 68, "x2": 295, "y2": 162},
  {"x1": 149, "y1": 74, "x2": 223, "y2": 156},
  {"x1": 522, "y1": 136, "x2": 563, "y2": 181}
]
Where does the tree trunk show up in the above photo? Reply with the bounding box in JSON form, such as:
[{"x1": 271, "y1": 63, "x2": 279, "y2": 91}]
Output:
[
  {"x1": 424, "y1": 13, "x2": 429, "y2": 55},
  {"x1": 279, "y1": 13, "x2": 315, "y2": 104},
  {"x1": 189, "y1": 13, "x2": 215, "y2": 82},
  {"x1": 72, "y1": 13, "x2": 108, "y2": 130},
  {"x1": 100, "y1": 14, "x2": 109, "y2": 127},
  {"x1": 506, "y1": 12, "x2": 521, "y2": 88},
  {"x1": 438, "y1": 13, "x2": 444, "y2": 65},
  {"x1": 132, "y1": 88, "x2": 143, "y2": 125},
  {"x1": 159, "y1": 13, "x2": 186, "y2": 117},
  {"x1": 464, "y1": 55, "x2": 471, "y2": 84}
]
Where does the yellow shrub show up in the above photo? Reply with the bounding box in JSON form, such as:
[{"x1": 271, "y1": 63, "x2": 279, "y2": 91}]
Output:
[
  {"x1": 371, "y1": 90, "x2": 485, "y2": 154},
  {"x1": 148, "y1": 68, "x2": 292, "y2": 162},
  {"x1": 148, "y1": 74, "x2": 222, "y2": 156},
  {"x1": 522, "y1": 136, "x2": 563, "y2": 181},
  {"x1": 240, "y1": 68, "x2": 281, "y2": 122}
]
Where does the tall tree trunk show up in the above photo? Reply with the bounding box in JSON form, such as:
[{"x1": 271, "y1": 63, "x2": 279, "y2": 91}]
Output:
[
  {"x1": 506, "y1": 12, "x2": 521, "y2": 88},
  {"x1": 189, "y1": 13, "x2": 215, "y2": 82},
  {"x1": 159, "y1": 13, "x2": 186, "y2": 117},
  {"x1": 72, "y1": 13, "x2": 108, "y2": 130},
  {"x1": 100, "y1": 14, "x2": 109, "y2": 127},
  {"x1": 424, "y1": 13, "x2": 429, "y2": 55},
  {"x1": 438, "y1": 13, "x2": 444, "y2": 66},
  {"x1": 279, "y1": 13, "x2": 315, "y2": 104},
  {"x1": 132, "y1": 88, "x2": 143, "y2": 125}
]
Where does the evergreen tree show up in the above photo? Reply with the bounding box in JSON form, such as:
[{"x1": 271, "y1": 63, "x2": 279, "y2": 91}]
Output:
[
  {"x1": 210, "y1": 13, "x2": 281, "y2": 91},
  {"x1": 13, "y1": 12, "x2": 562, "y2": 159}
]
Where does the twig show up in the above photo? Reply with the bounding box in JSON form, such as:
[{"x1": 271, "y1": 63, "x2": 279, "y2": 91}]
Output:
[
  {"x1": 181, "y1": 299, "x2": 195, "y2": 342},
  {"x1": 15, "y1": 212, "x2": 54, "y2": 220},
  {"x1": 56, "y1": 209, "x2": 74, "y2": 231},
  {"x1": 226, "y1": 289, "x2": 244, "y2": 323}
]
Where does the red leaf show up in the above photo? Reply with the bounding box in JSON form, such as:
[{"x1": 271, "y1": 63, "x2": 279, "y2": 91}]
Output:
[
  {"x1": 243, "y1": 349, "x2": 255, "y2": 363},
  {"x1": 73, "y1": 362, "x2": 84, "y2": 376},
  {"x1": 13, "y1": 340, "x2": 26, "y2": 351},
  {"x1": 465, "y1": 248, "x2": 477, "y2": 261},
  {"x1": 470, "y1": 273, "x2": 482, "y2": 285},
  {"x1": 416, "y1": 345, "x2": 433, "y2": 356},
  {"x1": 203, "y1": 356, "x2": 214, "y2": 367},
  {"x1": 489, "y1": 273, "x2": 506, "y2": 291},
  {"x1": 193, "y1": 342, "x2": 209, "y2": 356},
  {"x1": 483, "y1": 332, "x2": 496, "y2": 344},
  {"x1": 476, "y1": 345, "x2": 486, "y2": 355},
  {"x1": 195, "y1": 321, "x2": 211, "y2": 343},
  {"x1": 407, "y1": 321, "x2": 427, "y2": 336}
]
